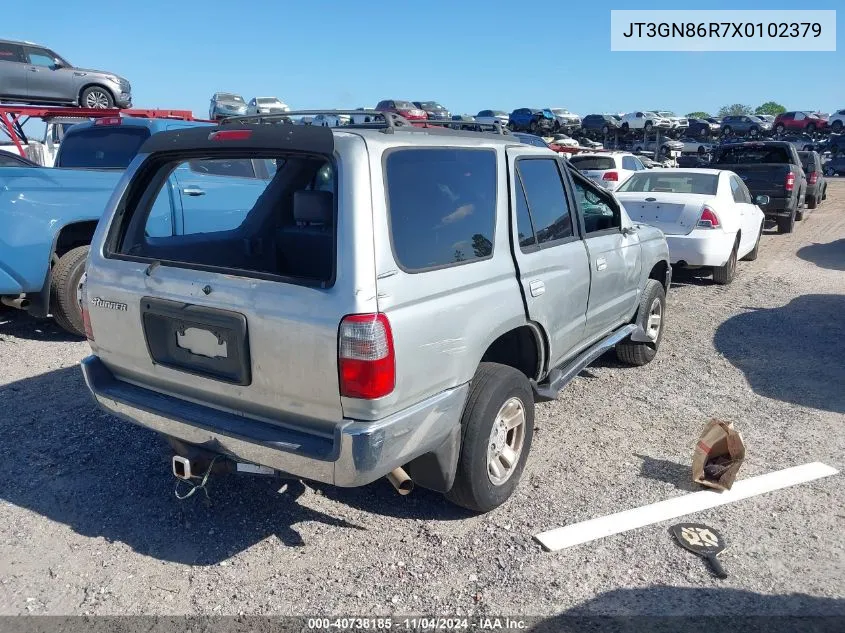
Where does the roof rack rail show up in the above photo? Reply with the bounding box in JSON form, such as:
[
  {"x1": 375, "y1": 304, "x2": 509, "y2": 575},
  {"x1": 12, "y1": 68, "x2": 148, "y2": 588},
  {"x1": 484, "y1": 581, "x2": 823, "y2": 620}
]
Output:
[
  {"x1": 223, "y1": 109, "x2": 412, "y2": 134},
  {"x1": 223, "y1": 109, "x2": 513, "y2": 138},
  {"x1": 413, "y1": 119, "x2": 511, "y2": 135}
]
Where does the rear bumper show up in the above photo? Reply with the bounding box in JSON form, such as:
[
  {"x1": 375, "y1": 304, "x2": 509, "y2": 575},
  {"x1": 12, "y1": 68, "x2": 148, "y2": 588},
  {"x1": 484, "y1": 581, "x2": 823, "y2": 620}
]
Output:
[
  {"x1": 667, "y1": 230, "x2": 736, "y2": 268},
  {"x1": 758, "y1": 197, "x2": 794, "y2": 218},
  {"x1": 81, "y1": 355, "x2": 468, "y2": 487}
]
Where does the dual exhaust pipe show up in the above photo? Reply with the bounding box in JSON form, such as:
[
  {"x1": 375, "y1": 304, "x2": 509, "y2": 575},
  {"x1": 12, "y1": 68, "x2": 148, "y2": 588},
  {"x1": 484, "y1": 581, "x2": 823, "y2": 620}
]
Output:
[{"x1": 172, "y1": 455, "x2": 414, "y2": 496}]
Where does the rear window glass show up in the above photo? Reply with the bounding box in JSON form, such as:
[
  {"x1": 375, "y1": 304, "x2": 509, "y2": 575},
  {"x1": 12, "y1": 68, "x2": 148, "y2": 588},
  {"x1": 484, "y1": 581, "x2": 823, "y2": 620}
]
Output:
[
  {"x1": 617, "y1": 172, "x2": 718, "y2": 195},
  {"x1": 112, "y1": 154, "x2": 336, "y2": 286},
  {"x1": 569, "y1": 156, "x2": 615, "y2": 171},
  {"x1": 715, "y1": 146, "x2": 790, "y2": 164},
  {"x1": 56, "y1": 127, "x2": 151, "y2": 169},
  {"x1": 385, "y1": 148, "x2": 496, "y2": 271}
]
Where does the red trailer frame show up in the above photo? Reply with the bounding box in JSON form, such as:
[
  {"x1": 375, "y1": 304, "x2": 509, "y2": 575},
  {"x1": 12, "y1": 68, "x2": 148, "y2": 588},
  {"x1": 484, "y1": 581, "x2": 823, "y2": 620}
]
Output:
[{"x1": 0, "y1": 106, "x2": 206, "y2": 158}]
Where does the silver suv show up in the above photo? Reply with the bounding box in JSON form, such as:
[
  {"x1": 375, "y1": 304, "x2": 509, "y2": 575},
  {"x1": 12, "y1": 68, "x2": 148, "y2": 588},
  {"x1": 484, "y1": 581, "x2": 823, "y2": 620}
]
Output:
[
  {"x1": 80, "y1": 112, "x2": 671, "y2": 512},
  {"x1": 0, "y1": 39, "x2": 131, "y2": 108}
]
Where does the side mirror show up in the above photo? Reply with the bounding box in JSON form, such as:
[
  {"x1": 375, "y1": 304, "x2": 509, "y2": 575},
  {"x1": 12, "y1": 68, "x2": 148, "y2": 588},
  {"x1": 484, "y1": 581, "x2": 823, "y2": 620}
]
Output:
[
  {"x1": 52, "y1": 59, "x2": 64, "y2": 69},
  {"x1": 755, "y1": 195, "x2": 770, "y2": 206}
]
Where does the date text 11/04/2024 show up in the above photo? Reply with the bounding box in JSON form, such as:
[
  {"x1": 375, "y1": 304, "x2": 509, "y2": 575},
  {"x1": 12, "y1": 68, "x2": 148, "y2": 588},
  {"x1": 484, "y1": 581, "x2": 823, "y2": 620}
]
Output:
[{"x1": 621, "y1": 22, "x2": 823, "y2": 38}]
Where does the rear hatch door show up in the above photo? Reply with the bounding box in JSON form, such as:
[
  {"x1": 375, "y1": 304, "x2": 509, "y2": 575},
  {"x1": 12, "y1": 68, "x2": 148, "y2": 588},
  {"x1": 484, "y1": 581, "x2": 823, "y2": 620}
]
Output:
[{"x1": 86, "y1": 125, "x2": 359, "y2": 436}]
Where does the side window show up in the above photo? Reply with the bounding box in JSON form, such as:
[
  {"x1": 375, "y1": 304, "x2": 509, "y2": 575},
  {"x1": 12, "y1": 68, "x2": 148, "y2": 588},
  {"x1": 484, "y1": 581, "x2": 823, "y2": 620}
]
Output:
[
  {"x1": 385, "y1": 148, "x2": 496, "y2": 271},
  {"x1": 621, "y1": 156, "x2": 638, "y2": 171},
  {"x1": 188, "y1": 158, "x2": 256, "y2": 178},
  {"x1": 633, "y1": 157, "x2": 646, "y2": 171},
  {"x1": 0, "y1": 42, "x2": 24, "y2": 62},
  {"x1": 795, "y1": 112, "x2": 805, "y2": 121},
  {"x1": 740, "y1": 181, "x2": 753, "y2": 204},
  {"x1": 25, "y1": 47, "x2": 56, "y2": 67},
  {"x1": 729, "y1": 176, "x2": 744, "y2": 203},
  {"x1": 516, "y1": 158, "x2": 574, "y2": 246},
  {"x1": 514, "y1": 177, "x2": 536, "y2": 249},
  {"x1": 572, "y1": 174, "x2": 621, "y2": 234}
]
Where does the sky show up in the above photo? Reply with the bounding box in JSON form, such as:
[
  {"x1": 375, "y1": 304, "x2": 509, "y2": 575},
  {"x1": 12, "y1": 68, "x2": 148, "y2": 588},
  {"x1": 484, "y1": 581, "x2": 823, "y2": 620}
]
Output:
[{"x1": 6, "y1": 0, "x2": 843, "y2": 120}]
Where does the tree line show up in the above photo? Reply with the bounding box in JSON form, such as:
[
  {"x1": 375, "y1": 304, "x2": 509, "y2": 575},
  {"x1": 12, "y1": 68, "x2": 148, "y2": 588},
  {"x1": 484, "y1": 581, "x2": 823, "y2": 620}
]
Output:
[{"x1": 685, "y1": 102, "x2": 789, "y2": 119}]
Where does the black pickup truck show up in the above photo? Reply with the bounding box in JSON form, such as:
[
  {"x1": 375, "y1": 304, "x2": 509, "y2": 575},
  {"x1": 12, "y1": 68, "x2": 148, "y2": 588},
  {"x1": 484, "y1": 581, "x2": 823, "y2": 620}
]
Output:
[{"x1": 712, "y1": 141, "x2": 807, "y2": 234}]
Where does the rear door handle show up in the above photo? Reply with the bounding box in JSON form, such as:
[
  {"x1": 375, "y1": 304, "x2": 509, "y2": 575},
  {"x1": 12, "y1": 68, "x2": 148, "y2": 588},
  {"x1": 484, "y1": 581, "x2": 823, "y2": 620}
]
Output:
[
  {"x1": 29, "y1": 67, "x2": 39, "y2": 72},
  {"x1": 596, "y1": 257, "x2": 608, "y2": 271},
  {"x1": 182, "y1": 187, "x2": 206, "y2": 196},
  {"x1": 529, "y1": 280, "x2": 545, "y2": 297}
]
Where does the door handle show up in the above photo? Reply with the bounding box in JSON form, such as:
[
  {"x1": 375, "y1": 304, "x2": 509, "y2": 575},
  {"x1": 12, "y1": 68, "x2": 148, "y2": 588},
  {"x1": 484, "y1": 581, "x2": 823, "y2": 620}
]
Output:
[
  {"x1": 596, "y1": 257, "x2": 608, "y2": 271},
  {"x1": 529, "y1": 280, "x2": 545, "y2": 297},
  {"x1": 29, "y1": 67, "x2": 39, "y2": 72},
  {"x1": 182, "y1": 187, "x2": 206, "y2": 196}
]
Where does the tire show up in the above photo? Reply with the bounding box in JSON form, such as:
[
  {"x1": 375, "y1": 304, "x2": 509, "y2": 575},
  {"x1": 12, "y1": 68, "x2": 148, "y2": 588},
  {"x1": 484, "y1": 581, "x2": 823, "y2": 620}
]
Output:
[
  {"x1": 621, "y1": 122, "x2": 629, "y2": 132},
  {"x1": 749, "y1": 127, "x2": 759, "y2": 138},
  {"x1": 722, "y1": 125, "x2": 732, "y2": 136},
  {"x1": 80, "y1": 86, "x2": 114, "y2": 109},
  {"x1": 445, "y1": 363, "x2": 534, "y2": 513},
  {"x1": 832, "y1": 121, "x2": 843, "y2": 133},
  {"x1": 601, "y1": 125, "x2": 610, "y2": 136},
  {"x1": 777, "y1": 210, "x2": 796, "y2": 234},
  {"x1": 806, "y1": 123, "x2": 816, "y2": 134},
  {"x1": 741, "y1": 225, "x2": 762, "y2": 261},
  {"x1": 806, "y1": 194, "x2": 818, "y2": 210},
  {"x1": 644, "y1": 121, "x2": 653, "y2": 133},
  {"x1": 775, "y1": 123, "x2": 785, "y2": 135},
  {"x1": 616, "y1": 279, "x2": 665, "y2": 366},
  {"x1": 698, "y1": 146, "x2": 706, "y2": 155},
  {"x1": 50, "y1": 245, "x2": 89, "y2": 337},
  {"x1": 712, "y1": 240, "x2": 738, "y2": 285}
]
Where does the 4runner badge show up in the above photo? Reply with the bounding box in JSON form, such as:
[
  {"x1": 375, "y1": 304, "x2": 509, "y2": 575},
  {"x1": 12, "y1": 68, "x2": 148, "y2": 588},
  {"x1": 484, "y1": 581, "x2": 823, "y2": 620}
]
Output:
[{"x1": 90, "y1": 297, "x2": 128, "y2": 311}]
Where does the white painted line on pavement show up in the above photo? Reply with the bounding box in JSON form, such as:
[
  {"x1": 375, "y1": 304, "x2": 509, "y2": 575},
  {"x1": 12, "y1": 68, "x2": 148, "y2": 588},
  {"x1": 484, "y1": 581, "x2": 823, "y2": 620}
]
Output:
[{"x1": 535, "y1": 462, "x2": 839, "y2": 552}]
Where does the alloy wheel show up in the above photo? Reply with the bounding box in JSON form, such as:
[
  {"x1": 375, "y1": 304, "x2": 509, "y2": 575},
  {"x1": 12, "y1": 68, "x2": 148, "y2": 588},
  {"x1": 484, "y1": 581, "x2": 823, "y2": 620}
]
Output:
[{"x1": 487, "y1": 397, "x2": 527, "y2": 486}]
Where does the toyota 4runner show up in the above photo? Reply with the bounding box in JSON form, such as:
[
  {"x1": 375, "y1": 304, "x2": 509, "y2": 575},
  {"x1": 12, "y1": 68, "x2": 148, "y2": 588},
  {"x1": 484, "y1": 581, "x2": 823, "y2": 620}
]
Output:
[{"x1": 80, "y1": 112, "x2": 671, "y2": 513}]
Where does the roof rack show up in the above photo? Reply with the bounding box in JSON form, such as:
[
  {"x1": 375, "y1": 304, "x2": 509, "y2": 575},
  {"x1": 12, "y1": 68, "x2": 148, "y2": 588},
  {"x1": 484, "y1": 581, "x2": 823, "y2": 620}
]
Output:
[
  {"x1": 222, "y1": 109, "x2": 512, "y2": 138},
  {"x1": 0, "y1": 106, "x2": 205, "y2": 156},
  {"x1": 223, "y1": 109, "x2": 409, "y2": 133},
  {"x1": 413, "y1": 119, "x2": 511, "y2": 135}
]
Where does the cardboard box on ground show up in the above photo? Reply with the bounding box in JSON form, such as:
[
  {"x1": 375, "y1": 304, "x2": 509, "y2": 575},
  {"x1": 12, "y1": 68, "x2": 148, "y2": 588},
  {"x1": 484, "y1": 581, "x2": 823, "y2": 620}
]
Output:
[{"x1": 692, "y1": 420, "x2": 746, "y2": 491}]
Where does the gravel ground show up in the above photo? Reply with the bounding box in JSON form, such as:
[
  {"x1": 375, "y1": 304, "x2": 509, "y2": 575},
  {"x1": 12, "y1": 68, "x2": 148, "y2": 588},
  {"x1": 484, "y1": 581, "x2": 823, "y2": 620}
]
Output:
[{"x1": 0, "y1": 182, "x2": 843, "y2": 621}]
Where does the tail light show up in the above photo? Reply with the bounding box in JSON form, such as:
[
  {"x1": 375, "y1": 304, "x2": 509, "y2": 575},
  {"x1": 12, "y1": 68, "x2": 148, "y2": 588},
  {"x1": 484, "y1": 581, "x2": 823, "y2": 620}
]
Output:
[
  {"x1": 94, "y1": 117, "x2": 122, "y2": 126},
  {"x1": 697, "y1": 206, "x2": 721, "y2": 229},
  {"x1": 784, "y1": 172, "x2": 795, "y2": 192},
  {"x1": 338, "y1": 313, "x2": 395, "y2": 399},
  {"x1": 602, "y1": 171, "x2": 619, "y2": 181},
  {"x1": 808, "y1": 171, "x2": 818, "y2": 185}
]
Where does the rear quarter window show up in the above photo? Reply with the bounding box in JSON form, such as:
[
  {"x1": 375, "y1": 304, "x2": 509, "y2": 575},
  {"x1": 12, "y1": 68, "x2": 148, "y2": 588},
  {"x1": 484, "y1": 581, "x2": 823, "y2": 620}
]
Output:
[
  {"x1": 569, "y1": 156, "x2": 615, "y2": 171},
  {"x1": 384, "y1": 148, "x2": 496, "y2": 271},
  {"x1": 56, "y1": 127, "x2": 152, "y2": 169}
]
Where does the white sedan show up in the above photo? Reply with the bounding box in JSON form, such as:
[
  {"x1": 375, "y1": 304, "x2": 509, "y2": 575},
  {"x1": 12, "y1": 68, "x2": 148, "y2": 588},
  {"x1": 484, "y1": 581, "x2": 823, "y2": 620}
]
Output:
[{"x1": 615, "y1": 169, "x2": 766, "y2": 284}]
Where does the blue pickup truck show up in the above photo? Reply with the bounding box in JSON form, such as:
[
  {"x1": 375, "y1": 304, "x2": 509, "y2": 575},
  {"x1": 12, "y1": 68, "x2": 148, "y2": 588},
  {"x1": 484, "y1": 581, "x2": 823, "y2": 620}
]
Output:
[{"x1": 0, "y1": 116, "x2": 274, "y2": 336}]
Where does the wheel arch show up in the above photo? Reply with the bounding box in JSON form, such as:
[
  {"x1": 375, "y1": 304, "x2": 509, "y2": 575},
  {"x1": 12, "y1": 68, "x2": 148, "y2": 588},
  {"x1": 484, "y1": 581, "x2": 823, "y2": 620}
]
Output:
[
  {"x1": 29, "y1": 220, "x2": 97, "y2": 318},
  {"x1": 479, "y1": 322, "x2": 548, "y2": 383}
]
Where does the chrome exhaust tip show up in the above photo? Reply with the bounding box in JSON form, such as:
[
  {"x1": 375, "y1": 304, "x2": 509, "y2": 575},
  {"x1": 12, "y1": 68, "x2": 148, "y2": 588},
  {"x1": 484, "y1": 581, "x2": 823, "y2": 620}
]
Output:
[{"x1": 387, "y1": 467, "x2": 414, "y2": 495}]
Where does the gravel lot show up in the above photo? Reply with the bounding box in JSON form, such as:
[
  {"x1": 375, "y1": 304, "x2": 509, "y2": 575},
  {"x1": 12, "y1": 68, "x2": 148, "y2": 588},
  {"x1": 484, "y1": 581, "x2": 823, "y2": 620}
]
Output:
[{"x1": 1, "y1": 182, "x2": 843, "y2": 621}]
